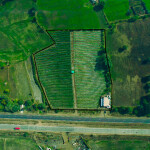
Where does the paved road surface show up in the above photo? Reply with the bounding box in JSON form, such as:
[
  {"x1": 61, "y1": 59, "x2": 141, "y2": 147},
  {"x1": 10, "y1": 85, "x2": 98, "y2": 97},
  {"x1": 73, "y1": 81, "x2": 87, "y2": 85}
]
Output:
[
  {"x1": 0, "y1": 114, "x2": 150, "y2": 124},
  {"x1": 0, "y1": 124, "x2": 150, "y2": 136}
]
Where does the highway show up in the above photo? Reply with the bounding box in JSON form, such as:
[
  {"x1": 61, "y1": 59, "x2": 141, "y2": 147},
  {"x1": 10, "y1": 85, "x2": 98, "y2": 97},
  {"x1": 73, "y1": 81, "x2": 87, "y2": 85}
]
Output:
[
  {"x1": 0, "y1": 114, "x2": 150, "y2": 124},
  {"x1": 0, "y1": 124, "x2": 150, "y2": 136}
]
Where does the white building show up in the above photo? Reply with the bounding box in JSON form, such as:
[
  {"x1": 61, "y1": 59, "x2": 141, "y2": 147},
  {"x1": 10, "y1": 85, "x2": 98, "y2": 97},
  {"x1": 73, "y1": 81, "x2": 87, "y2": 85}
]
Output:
[{"x1": 101, "y1": 95, "x2": 111, "y2": 108}]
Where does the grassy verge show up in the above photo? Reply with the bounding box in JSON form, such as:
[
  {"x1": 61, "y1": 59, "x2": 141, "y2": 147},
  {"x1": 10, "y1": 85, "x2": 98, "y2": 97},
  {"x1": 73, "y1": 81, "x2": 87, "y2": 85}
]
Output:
[
  {"x1": 1, "y1": 118, "x2": 150, "y2": 129},
  {"x1": 81, "y1": 134, "x2": 150, "y2": 150}
]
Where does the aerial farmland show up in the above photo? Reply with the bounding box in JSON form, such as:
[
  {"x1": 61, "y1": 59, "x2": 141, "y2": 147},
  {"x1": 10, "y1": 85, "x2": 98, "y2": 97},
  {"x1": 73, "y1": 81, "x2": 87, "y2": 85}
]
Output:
[{"x1": 34, "y1": 30, "x2": 110, "y2": 109}]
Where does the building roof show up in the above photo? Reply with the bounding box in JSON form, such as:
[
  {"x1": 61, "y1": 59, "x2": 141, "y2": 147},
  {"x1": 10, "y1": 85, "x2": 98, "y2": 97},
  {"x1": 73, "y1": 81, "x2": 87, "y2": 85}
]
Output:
[{"x1": 101, "y1": 96, "x2": 111, "y2": 108}]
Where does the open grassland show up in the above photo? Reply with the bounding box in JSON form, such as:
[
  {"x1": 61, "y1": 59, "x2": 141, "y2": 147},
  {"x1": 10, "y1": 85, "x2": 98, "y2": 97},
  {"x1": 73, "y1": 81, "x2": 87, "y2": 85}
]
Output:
[
  {"x1": 74, "y1": 30, "x2": 107, "y2": 108},
  {"x1": 107, "y1": 18, "x2": 150, "y2": 106},
  {"x1": 0, "y1": 138, "x2": 38, "y2": 150},
  {"x1": 0, "y1": 0, "x2": 53, "y2": 63},
  {"x1": 37, "y1": 0, "x2": 100, "y2": 29},
  {"x1": 143, "y1": 0, "x2": 150, "y2": 11},
  {"x1": 82, "y1": 135, "x2": 150, "y2": 150},
  {"x1": 104, "y1": 0, "x2": 130, "y2": 21},
  {"x1": 35, "y1": 31, "x2": 73, "y2": 108},
  {"x1": 0, "y1": 58, "x2": 42, "y2": 101}
]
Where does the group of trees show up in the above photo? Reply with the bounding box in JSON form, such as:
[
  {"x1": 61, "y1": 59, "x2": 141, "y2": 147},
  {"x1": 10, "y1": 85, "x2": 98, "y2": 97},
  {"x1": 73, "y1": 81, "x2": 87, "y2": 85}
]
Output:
[
  {"x1": 93, "y1": 0, "x2": 105, "y2": 12},
  {"x1": 111, "y1": 96, "x2": 150, "y2": 117},
  {"x1": 1, "y1": 0, "x2": 14, "y2": 6},
  {"x1": 142, "y1": 57, "x2": 150, "y2": 65},
  {"x1": 111, "y1": 106, "x2": 133, "y2": 115},
  {"x1": 0, "y1": 95, "x2": 46, "y2": 113},
  {"x1": 95, "y1": 31, "x2": 111, "y2": 93},
  {"x1": 118, "y1": 45, "x2": 127, "y2": 53}
]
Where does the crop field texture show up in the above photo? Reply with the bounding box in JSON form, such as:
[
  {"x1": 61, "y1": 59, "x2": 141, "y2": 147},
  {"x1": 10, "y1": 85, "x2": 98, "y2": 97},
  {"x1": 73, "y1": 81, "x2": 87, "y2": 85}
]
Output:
[
  {"x1": 35, "y1": 30, "x2": 108, "y2": 109},
  {"x1": 0, "y1": 138, "x2": 38, "y2": 150},
  {"x1": 0, "y1": 0, "x2": 53, "y2": 63},
  {"x1": 37, "y1": 0, "x2": 100, "y2": 29},
  {"x1": 143, "y1": 0, "x2": 150, "y2": 11},
  {"x1": 107, "y1": 17, "x2": 150, "y2": 106},
  {"x1": 104, "y1": 0, "x2": 130, "y2": 21},
  {"x1": 86, "y1": 138, "x2": 150, "y2": 150},
  {"x1": 73, "y1": 31, "x2": 107, "y2": 108},
  {"x1": 35, "y1": 31, "x2": 73, "y2": 108}
]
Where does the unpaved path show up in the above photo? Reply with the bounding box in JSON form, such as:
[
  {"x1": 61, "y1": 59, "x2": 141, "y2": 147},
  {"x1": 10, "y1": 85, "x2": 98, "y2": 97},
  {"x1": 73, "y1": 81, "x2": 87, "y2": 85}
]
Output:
[{"x1": 70, "y1": 31, "x2": 77, "y2": 110}]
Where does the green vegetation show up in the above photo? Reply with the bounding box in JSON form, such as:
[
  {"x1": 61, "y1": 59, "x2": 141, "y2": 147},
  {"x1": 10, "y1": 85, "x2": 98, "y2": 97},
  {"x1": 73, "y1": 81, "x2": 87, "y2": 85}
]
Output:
[
  {"x1": 0, "y1": 0, "x2": 53, "y2": 63},
  {"x1": 0, "y1": 138, "x2": 38, "y2": 150},
  {"x1": 37, "y1": 0, "x2": 100, "y2": 29},
  {"x1": 83, "y1": 135, "x2": 150, "y2": 150},
  {"x1": 0, "y1": 132, "x2": 46, "y2": 150},
  {"x1": 0, "y1": 95, "x2": 46, "y2": 113},
  {"x1": 104, "y1": 0, "x2": 130, "y2": 21},
  {"x1": 107, "y1": 17, "x2": 150, "y2": 108},
  {"x1": 34, "y1": 30, "x2": 110, "y2": 109},
  {"x1": 0, "y1": 59, "x2": 42, "y2": 103},
  {"x1": 35, "y1": 31, "x2": 73, "y2": 108},
  {"x1": 143, "y1": 0, "x2": 150, "y2": 12},
  {"x1": 74, "y1": 30, "x2": 109, "y2": 108}
]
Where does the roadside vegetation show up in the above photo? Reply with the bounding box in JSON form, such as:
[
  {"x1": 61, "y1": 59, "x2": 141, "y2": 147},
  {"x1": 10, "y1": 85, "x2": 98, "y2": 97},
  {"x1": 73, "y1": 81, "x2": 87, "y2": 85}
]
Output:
[
  {"x1": 0, "y1": 95, "x2": 46, "y2": 113},
  {"x1": 81, "y1": 134, "x2": 150, "y2": 150},
  {"x1": 0, "y1": 131, "x2": 149, "y2": 150}
]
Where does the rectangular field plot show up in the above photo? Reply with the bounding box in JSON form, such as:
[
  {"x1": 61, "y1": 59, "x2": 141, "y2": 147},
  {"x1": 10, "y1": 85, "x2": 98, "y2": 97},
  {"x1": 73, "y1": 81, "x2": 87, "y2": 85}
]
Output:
[
  {"x1": 35, "y1": 31, "x2": 73, "y2": 108},
  {"x1": 104, "y1": 0, "x2": 130, "y2": 21},
  {"x1": 73, "y1": 31, "x2": 107, "y2": 108},
  {"x1": 37, "y1": 0, "x2": 100, "y2": 29}
]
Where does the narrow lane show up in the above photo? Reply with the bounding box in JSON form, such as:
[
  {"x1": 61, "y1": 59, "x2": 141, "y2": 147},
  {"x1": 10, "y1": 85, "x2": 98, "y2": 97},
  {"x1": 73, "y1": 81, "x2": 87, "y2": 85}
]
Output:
[{"x1": 0, "y1": 114, "x2": 150, "y2": 124}]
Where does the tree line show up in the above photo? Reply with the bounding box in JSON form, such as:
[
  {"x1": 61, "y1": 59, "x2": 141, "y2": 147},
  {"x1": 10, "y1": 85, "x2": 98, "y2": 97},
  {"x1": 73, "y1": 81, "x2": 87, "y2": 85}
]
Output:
[{"x1": 0, "y1": 95, "x2": 46, "y2": 113}]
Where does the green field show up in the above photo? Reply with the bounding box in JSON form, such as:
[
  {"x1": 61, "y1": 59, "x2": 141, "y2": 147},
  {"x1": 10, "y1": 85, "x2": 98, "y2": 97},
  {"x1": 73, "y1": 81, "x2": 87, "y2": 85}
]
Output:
[
  {"x1": 107, "y1": 17, "x2": 150, "y2": 107},
  {"x1": 0, "y1": 0, "x2": 53, "y2": 63},
  {"x1": 0, "y1": 59, "x2": 42, "y2": 102},
  {"x1": 87, "y1": 138, "x2": 150, "y2": 150},
  {"x1": 37, "y1": 0, "x2": 100, "y2": 29},
  {"x1": 104, "y1": 0, "x2": 130, "y2": 21},
  {"x1": 0, "y1": 138, "x2": 38, "y2": 150},
  {"x1": 143, "y1": 0, "x2": 150, "y2": 11},
  {"x1": 35, "y1": 30, "x2": 108, "y2": 109},
  {"x1": 35, "y1": 31, "x2": 73, "y2": 108},
  {"x1": 74, "y1": 30, "x2": 107, "y2": 108}
]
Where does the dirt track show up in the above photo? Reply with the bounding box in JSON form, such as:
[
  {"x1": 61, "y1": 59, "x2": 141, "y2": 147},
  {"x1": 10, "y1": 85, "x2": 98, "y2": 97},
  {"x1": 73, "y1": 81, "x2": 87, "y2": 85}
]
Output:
[{"x1": 70, "y1": 31, "x2": 77, "y2": 109}]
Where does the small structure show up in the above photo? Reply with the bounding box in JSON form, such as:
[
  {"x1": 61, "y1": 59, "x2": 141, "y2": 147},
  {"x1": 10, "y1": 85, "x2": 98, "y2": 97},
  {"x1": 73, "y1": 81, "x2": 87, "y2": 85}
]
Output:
[
  {"x1": 101, "y1": 95, "x2": 111, "y2": 108},
  {"x1": 71, "y1": 70, "x2": 75, "y2": 74},
  {"x1": 20, "y1": 104, "x2": 24, "y2": 113}
]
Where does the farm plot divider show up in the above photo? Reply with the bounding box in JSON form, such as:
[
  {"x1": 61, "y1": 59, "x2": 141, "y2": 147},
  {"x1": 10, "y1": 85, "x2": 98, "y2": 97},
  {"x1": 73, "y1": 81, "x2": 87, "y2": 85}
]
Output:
[{"x1": 31, "y1": 29, "x2": 112, "y2": 111}]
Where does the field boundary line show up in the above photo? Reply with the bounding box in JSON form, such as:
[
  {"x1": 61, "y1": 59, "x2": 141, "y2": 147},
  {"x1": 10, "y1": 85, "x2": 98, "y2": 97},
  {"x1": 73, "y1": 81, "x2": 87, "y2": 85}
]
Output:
[
  {"x1": 70, "y1": 31, "x2": 77, "y2": 110},
  {"x1": 32, "y1": 29, "x2": 113, "y2": 111},
  {"x1": 31, "y1": 30, "x2": 56, "y2": 109}
]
